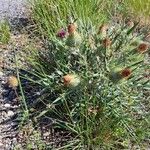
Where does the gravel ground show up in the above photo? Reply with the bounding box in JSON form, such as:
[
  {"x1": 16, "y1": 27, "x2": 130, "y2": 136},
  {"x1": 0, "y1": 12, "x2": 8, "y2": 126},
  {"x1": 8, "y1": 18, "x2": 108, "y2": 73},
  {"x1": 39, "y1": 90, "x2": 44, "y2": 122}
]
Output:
[
  {"x1": 0, "y1": 0, "x2": 27, "y2": 19},
  {"x1": 0, "y1": 48, "x2": 19, "y2": 150},
  {"x1": 0, "y1": 1, "x2": 28, "y2": 149}
]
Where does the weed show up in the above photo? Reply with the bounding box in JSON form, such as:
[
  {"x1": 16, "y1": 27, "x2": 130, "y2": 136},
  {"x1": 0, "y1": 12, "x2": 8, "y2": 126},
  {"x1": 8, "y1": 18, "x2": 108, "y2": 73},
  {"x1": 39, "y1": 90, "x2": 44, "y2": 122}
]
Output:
[
  {"x1": 21, "y1": 20, "x2": 150, "y2": 149},
  {"x1": 14, "y1": 0, "x2": 150, "y2": 149}
]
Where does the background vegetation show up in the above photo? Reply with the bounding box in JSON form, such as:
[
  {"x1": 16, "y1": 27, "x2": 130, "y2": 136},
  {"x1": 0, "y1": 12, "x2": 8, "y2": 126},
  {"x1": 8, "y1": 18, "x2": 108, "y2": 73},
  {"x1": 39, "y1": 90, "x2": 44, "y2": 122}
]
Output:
[{"x1": 125, "y1": 0, "x2": 150, "y2": 19}]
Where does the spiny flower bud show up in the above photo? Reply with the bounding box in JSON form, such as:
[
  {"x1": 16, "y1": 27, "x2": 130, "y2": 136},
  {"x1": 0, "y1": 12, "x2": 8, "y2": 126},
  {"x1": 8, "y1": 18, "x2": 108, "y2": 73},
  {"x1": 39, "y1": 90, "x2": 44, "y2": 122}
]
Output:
[
  {"x1": 110, "y1": 68, "x2": 132, "y2": 82},
  {"x1": 98, "y1": 24, "x2": 108, "y2": 37},
  {"x1": 63, "y1": 74, "x2": 80, "y2": 87},
  {"x1": 137, "y1": 43, "x2": 149, "y2": 53},
  {"x1": 66, "y1": 32, "x2": 82, "y2": 47},
  {"x1": 66, "y1": 23, "x2": 82, "y2": 47},
  {"x1": 68, "y1": 23, "x2": 77, "y2": 34},
  {"x1": 7, "y1": 76, "x2": 18, "y2": 88},
  {"x1": 102, "y1": 38, "x2": 112, "y2": 48},
  {"x1": 120, "y1": 68, "x2": 132, "y2": 78}
]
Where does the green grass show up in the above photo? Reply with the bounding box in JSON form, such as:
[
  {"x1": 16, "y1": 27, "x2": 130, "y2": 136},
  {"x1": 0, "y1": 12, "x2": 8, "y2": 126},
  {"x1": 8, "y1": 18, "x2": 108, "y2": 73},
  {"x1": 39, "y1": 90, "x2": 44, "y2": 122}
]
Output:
[
  {"x1": 0, "y1": 20, "x2": 10, "y2": 44},
  {"x1": 125, "y1": 0, "x2": 150, "y2": 19},
  {"x1": 30, "y1": 0, "x2": 150, "y2": 41},
  {"x1": 30, "y1": 0, "x2": 121, "y2": 39}
]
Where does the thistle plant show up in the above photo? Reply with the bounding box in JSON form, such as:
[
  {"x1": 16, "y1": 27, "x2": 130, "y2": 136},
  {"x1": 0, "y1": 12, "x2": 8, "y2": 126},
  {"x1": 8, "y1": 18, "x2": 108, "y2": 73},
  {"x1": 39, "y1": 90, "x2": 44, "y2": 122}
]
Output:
[{"x1": 23, "y1": 20, "x2": 149, "y2": 149}]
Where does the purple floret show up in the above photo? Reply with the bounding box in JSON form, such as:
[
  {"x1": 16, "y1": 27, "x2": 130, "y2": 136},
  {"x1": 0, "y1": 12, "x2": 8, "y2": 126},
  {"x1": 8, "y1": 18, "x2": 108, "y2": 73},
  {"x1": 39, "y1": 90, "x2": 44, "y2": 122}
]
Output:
[{"x1": 57, "y1": 29, "x2": 66, "y2": 38}]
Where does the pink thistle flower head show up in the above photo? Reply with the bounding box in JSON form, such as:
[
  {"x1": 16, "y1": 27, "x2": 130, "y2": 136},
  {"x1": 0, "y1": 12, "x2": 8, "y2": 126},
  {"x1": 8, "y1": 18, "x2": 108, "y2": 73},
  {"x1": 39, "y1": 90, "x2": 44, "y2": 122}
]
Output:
[{"x1": 57, "y1": 29, "x2": 66, "y2": 38}]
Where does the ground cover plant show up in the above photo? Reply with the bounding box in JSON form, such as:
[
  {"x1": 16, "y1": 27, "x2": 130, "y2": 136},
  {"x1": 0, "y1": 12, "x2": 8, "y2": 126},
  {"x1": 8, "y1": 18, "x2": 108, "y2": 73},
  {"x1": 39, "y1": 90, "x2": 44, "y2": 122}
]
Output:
[
  {"x1": 0, "y1": 0, "x2": 150, "y2": 149},
  {"x1": 4, "y1": 0, "x2": 149, "y2": 149},
  {"x1": 19, "y1": 17, "x2": 150, "y2": 149}
]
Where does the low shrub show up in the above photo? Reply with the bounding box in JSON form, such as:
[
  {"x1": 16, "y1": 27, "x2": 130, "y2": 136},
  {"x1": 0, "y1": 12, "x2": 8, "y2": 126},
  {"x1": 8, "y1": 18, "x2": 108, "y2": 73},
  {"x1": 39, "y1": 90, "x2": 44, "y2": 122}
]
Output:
[{"x1": 21, "y1": 19, "x2": 150, "y2": 149}]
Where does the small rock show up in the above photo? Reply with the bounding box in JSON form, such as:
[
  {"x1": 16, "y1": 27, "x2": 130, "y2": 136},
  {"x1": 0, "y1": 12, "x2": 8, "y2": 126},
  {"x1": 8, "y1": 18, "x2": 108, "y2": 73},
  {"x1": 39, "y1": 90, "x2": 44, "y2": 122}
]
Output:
[
  {"x1": 36, "y1": 92, "x2": 41, "y2": 96},
  {"x1": 4, "y1": 103, "x2": 11, "y2": 108},
  {"x1": 1, "y1": 81, "x2": 5, "y2": 84},
  {"x1": 5, "y1": 144, "x2": 10, "y2": 150},
  {"x1": 0, "y1": 142, "x2": 4, "y2": 149},
  {"x1": 7, "y1": 110, "x2": 14, "y2": 117},
  {"x1": 0, "y1": 137, "x2": 3, "y2": 147},
  {"x1": 0, "y1": 71, "x2": 3, "y2": 77}
]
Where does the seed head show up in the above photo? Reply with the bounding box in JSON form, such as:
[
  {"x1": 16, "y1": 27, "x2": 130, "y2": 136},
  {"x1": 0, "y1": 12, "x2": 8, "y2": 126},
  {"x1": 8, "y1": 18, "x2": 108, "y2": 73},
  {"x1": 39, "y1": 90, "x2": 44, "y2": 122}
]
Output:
[
  {"x1": 7, "y1": 76, "x2": 18, "y2": 88},
  {"x1": 88, "y1": 106, "x2": 99, "y2": 115},
  {"x1": 63, "y1": 74, "x2": 80, "y2": 87}
]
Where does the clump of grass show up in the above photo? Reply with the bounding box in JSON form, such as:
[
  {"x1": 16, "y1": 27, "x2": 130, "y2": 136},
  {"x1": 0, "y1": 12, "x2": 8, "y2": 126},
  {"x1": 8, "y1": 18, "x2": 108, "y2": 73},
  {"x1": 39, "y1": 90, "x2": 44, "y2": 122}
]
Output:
[
  {"x1": 0, "y1": 20, "x2": 10, "y2": 44},
  {"x1": 30, "y1": 0, "x2": 120, "y2": 39},
  {"x1": 122, "y1": 0, "x2": 150, "y2": 25},
  {"x1": 125, "y1": 0, "x2": 150, "y2": 17},
  {"x1": 22, "y1": 19, "x2": 149, "y2": 149}
]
